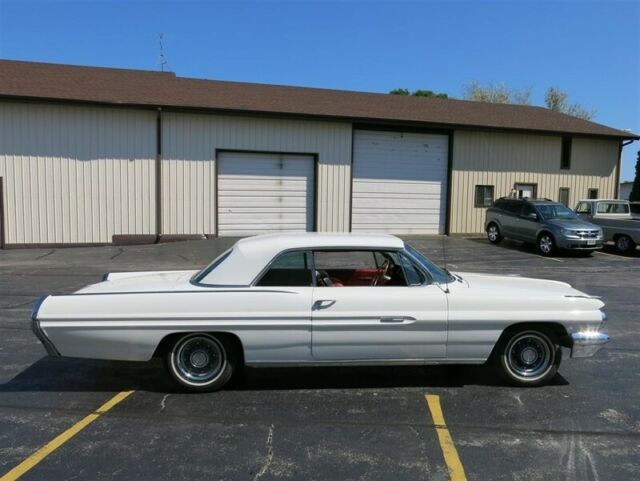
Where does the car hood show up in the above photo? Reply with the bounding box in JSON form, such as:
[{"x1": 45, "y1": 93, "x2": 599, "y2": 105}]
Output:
[
  {"x1": 544, "y1": 218, "x2": 599, "y2": 230},
  {"x1": 453, "y1": 271, "x2": 604, "y2": 309},
  {"x1": 75, "y1": 270, "x2": 199, "y2": 294}
]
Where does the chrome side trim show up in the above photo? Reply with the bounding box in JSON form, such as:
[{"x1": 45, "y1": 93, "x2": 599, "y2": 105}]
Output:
[
  {"x1": 570, "y1": 331, "x2": 610, "y2": 358},
  {"x1": 31, "y1": 295, "x2": 60, "y2": 357},
  {"x1": 564, "y1": 294, "x2": 602, "y2": 300}
]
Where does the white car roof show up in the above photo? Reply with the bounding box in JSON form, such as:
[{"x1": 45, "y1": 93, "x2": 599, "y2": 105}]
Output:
[{"x1": 199, "y1": 233, "x2": 404, "y2": 285}]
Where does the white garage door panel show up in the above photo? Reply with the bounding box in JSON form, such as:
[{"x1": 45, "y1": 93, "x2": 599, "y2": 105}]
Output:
[
  {"x1": 217, "y1": 152, "x2": 314, "y2": 236},
  {"x1": 352, "y1": 130, "x2": 448, "y2": 234}
]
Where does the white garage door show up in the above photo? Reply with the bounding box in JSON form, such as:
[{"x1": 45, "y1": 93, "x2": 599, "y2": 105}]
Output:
[
  {"x1": 217, "y1": 152, "x2": 315, "y2": 236},
  {"x1": 351, "y1": 130, "x2": 449, "y2": 234}
]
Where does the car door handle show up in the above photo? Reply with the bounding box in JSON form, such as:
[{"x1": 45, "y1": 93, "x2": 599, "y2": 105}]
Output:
[
  {"x1": 379, "y1": 316, "x2": 415, "y2": 323},
  {"x1": 313, "y1": 299, "x2": 336, "y2": 310}
]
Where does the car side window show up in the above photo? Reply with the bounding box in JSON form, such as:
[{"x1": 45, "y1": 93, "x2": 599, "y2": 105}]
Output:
[
  {"x1": 597, "y1": 202, "x2": 629, "y2": 214},
  {"x1": 521, "y1": 204, "x2": 536, "y2": 217},
  {"x1": 256, "y1": 251, "x2": 312, "y2": 287},
  {"x1": 575, "y1": 202, "x2": 591, "y2": 214},
  {"x1": 493, "y1": 199, "x2": 507, "y2": 210},
  {"x1": 504, "y1": 201, "x2": 522, "y2": 215},
  {"x1": 313, "y1": 250, "x2": 411, "y2": 287}
]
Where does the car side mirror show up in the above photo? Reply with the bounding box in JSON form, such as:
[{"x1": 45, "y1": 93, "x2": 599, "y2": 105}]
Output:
[{"x1": 526, "y1": 212, "x2": 538, "y2": 220}]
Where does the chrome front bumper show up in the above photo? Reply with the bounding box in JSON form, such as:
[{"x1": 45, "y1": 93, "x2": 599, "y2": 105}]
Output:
[{"x1": 570, "y1": 331, "x2": 610, "y2": 358}]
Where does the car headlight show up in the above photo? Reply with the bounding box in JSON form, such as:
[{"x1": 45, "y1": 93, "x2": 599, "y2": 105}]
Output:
[{"x1": 560, "y1": 229, "x2": 578, "y2": 238}]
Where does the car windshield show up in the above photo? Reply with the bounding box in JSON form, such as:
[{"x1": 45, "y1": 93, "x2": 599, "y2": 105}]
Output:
[
  {"x1": 404, "y1": 244, "x2": 455, "y2": 284},
  {"x1": 192, "y1": 249, "x2": 232, "y2": 283},
  {"x1": 535, "y1": 204, "x2": 578, "y2": 220}
]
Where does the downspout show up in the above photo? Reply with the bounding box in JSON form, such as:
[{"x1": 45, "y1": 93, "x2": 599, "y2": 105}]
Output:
[
  {"x1": 156, "y1": 107, "x2": 163, "y2": 239},
  {"x1": 618, "y1": 138, "x2": 637, "y2": 199}
]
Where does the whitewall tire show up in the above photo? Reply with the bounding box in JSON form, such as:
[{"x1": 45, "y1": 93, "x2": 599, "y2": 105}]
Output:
[{"x1": 165, "y1": 333, "x2": 235, "y2": 392}]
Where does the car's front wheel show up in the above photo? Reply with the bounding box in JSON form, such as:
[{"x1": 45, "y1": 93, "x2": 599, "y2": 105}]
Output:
[
  {"x1": 487, "y1": 223, "x2": 503, "y2": 244},
  {"x1": 537, "y1": 233, "x2": 555, "y2": 256},
  {"x1": 615, "y1": 235, "x2": 636, "y2": 254},
  {"x1": 495, "y1": 329, "x2": 560, "y2": 386},
  {"x1": 165, "y1": 333, "x2": 236, "y2": 392}
]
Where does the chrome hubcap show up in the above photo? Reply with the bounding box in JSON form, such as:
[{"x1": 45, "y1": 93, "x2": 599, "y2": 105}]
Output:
[
  {"x1": 174, "y1": 335, "x2": 224, "y2": 384},
  {"x1": 506, "y1": 332, "x2": 552, "y2": 379},
  {"x1": 190, "y1": 350, "x2": 209, "y2": 368},
  {"x1": 488, "y1": 226, "x2": 498, "y2": 241}
]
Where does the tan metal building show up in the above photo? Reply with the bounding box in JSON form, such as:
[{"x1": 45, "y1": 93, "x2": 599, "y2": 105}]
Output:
[{"x1": 0, "y1": 60, "x2": 637, "y2": 247}]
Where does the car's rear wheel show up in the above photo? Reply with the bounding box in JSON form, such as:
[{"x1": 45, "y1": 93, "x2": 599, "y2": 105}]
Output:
[
  {"x1": 165, "y1": 333, "x2": 235, "y2": 392},
  {"x1": 495, "y1": 329, "x2": 560, "y2": 386},
  {"x1": 487, "y1": 223, "x2": 503, "y2": 244},
  {"x1": 615, "y1": 235, "x2": 636, "y2": 254},
  {"x1": 537, "y1": 233, "x2": 555, "y2": 256}
]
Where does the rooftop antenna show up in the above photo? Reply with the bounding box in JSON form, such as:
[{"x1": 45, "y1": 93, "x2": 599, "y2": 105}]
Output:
[{"x1": 158, "y1": 33, "x2": 170, "y2": 72}]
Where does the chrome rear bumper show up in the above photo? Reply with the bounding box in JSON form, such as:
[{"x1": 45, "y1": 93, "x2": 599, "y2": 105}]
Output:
[
  {"x1": 570, "y1": 331, "x2": 610, "y2": 358},
  {"x1": 31, "y1": 295, "x2": 60, "y2": 357}
]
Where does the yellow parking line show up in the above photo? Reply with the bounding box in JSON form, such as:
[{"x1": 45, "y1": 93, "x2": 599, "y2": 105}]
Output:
[
  {"x1": 425, "y1": 394, "x2": 467, "y2": 481},
  {"x1": 0, "y1": 391, "x2": 134, "y2": 481}
]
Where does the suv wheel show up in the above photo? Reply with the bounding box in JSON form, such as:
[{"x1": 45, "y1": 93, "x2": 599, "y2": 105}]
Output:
[
  {"x1": 487, "y1": 223, "x2": 503, "y2": 244},
  {"x1": 537, "y1": 233, "x2": 555, "y2": 256}
]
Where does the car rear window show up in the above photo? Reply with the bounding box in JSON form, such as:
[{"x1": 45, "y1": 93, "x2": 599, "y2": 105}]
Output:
[{"x1": 192, "y1": 249, "x2": 232, "y2": 283}]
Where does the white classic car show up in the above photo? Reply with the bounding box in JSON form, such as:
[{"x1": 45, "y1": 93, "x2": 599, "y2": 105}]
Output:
[{"x1": 32, "y1": 233, "x2": 609, "y2": 391}]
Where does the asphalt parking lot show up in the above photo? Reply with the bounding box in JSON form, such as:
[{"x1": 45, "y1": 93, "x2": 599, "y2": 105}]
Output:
[{"x1": 0, "y1": 236, "x2": 638, "y2": 481}]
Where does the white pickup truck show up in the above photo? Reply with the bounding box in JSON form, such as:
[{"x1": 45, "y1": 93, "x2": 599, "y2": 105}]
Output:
[{"x1": 575, "y1": 199, "x2": 640, "y2": 253}]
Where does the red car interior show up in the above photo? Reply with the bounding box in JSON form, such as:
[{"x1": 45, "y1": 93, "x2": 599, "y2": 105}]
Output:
[{"x1": 325, "y1": 268, "x2": 381, "y2": 286}]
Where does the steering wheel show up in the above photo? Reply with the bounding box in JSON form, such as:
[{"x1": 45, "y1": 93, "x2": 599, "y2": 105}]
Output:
[{"x1": 371, "y1": 259, "x2": 391, "y2": 286}]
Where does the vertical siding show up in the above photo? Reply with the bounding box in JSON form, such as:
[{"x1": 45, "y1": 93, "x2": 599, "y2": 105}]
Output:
[
  {"x1": 0, "y1": 102, "x2": 156, "y2": 244},
  {"x1": 450, "y1": 131, "x2": 620, "y2": 234},
  {"x1": 162, "y1": 112, "x2": 352, "y2": 234}
]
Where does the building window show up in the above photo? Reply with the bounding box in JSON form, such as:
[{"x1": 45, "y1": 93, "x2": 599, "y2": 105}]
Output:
[
  {"x1": 559, "y1": 188, "x2": 570, "y2": 207},
  {"x1": 588, "y1": 188, "x2": 599, "y2": 199},
  {"x1": 514, "y1": 183, "x2": 537, "y2": 199},
  {"x1": 474, "y1": 185, "x2": 494, "y2": 207},
  {"x1": 561, "y1": 137, "x2": 572, "y2": 170}
]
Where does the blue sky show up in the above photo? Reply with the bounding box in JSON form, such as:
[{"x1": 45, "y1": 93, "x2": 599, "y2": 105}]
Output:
[{"x1": 1, "y1": 0, "x2": 638, "y2": 179}]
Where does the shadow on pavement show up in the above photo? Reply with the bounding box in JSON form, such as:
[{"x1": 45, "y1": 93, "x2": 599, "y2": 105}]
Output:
[{"x1": 0, "y1": 357, "x2": 569, "y2": 393}]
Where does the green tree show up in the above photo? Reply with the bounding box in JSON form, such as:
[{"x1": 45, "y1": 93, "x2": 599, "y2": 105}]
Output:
[
  {"x1": 630, "y1": 150, "x2": 640, "y2": 202},
  {"x1": 462, "y1": 81, "x2": 531, "y2": 105},
  {"x1": 389, "y1": 88, "x2": 448, "y2": 98},
  {"x1": 412, "y1": 89, "x2": 448, "y2": 99},
  {"x1": 544, "y1": 87, "x2": 595, "y2": 120}
]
